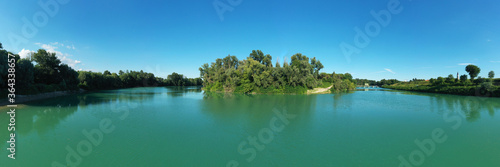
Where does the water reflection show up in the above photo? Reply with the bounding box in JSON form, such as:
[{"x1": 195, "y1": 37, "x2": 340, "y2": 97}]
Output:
[
  {"x1": 380, "y1": 89, "x2": 500, "y2": 122},
  {"x1": 0, "y1": 89, "x2": 159, "y2": 140},
  {"x1": 166, "y1": 86, "x2": 202, "y2": 97},
  {"x1": 332, "y1": 91, "x2": 355, "y2": 110},
  {"x1": 356, "y1": 87, "x2": 388, "y2": 92},
  {"x1": 2, "y1": 87, "x2": 499, "y2": 148},
  {"x1": 434, "y1": 94, "x2": 500, "y2": 122},
  {"x1": 201, "y1": 92, "x2": 318, "y2": 130}
]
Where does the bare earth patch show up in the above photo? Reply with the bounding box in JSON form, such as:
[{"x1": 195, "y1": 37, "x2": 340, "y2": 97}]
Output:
[{"x1": 307, "y1": 85, "x2": 333, "y2": 94}]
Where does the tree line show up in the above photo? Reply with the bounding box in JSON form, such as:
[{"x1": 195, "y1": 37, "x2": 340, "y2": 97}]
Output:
[
  {"x1": 352, "y1": 78, "x2": 401, "y2": 86},
  {"x1": 77, "y1": 70, "x2": 202, "y2": 91},
  {"x1": 0, "y1": 43, "x2": 201, "y2": 95},
  {"x1": 427, "y1": 65, "x2": 496, "y2": 87},
  {"x1": 384, "y1": 64, "x2": 499, "y2": 97}
]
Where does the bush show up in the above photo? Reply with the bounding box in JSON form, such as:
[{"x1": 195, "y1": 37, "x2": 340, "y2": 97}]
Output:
[
  {"x1": 34, "y1": 84, "x2": 60, "y2": 93},
  {"x1": 283, "y1": 85, "x2": 307, "y2": 94},
  {"x1": 17, "y1": 86, "x2": 40, "y2": 95},
  {"x1": 78, "y1": 82, "x2": 89, "y2": 90},
  {"x1": 383, "y1": 83, "x2": 499, "y2": 97},
  {"x1": 330, "y1": 79, "x2": 356, "y2": 92},
  {"x1": 493, "y1": 78, "x2": 500, "y2": 86},
  {"x1": 319, "y1": 81, "x2": 333, "y2": 88},
  {"x1": 474, "y1": 77, "x2": 486, "y2": 85},
  {"x1": 480, "y1": 82, "x2": 495, "y2": 92}
]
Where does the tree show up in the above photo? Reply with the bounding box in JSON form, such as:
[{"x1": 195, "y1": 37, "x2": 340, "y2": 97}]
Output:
[
  {"x1": 262, "y1": 54, "x2": 272, "y2": 67},
  {"x1": 429, "y1": 78, "x2": 436, "y2": 85},
  {"x1": 33, "y1": 49, "x2": 61, "y2": 68},
  {"x1": 290, "y1": 53, "x2": 309, "y2": 68},
  {"x1": 311, "y1": 57, "x2": 324, "y2": 78},
  {"x1": 480, "y1": 82, "x2": 494, "y2": 93},
  {"x1": 474, "y1": 77, "x2": 486, "y2": 85},
  {"x1": 489, "y1": 71, "x2": 495, "y2": 79},
  {"x1": 59, "y1": 64, "x2": 79, "y2": 90},
  {"x1": 16, "y1": 58, "x2": 35, "y2": 88},
  {"x1": 104, "y1": 70, "x2": 111, "y2": 75},
  {"x1": 344, "y1": 73, "x2": 353, "y2": 81},
  {"x1": 436, "y1": 77, "x2": 446, "y2": 85},
  {"x1": 0, "y1": 49, "x2": 9, "y2": 87},
  {"x1": 33, "y1": 49, "x2": 62, "y2": 84},
  {"x1": 465, "y1": 65, "x2": 480, "y2": 80},
  {"x1": 459, "y1": 74, "x2": 468, "y2": 82},
  {"x1": 167, "y1": 72, "x2": 185, "y2": 86},
  {"x1": 249, "y1": 50, "x2": 265, "y2": 63},
  {"x1": 446, "y1": 74, "x2": 455, "y2": 83},
  {"x1": 222, "y1": 55, "x2": 239, "y2": 69}
]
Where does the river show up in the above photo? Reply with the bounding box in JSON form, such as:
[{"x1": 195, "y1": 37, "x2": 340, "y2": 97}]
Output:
[{"x1": 1, "y1": 87, "x2": 500, "y2": 166}]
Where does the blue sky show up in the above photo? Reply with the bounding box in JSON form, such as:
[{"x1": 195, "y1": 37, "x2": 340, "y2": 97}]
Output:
[{"x1": 1, "y1": 0, "x2": 499, "y2": 81}]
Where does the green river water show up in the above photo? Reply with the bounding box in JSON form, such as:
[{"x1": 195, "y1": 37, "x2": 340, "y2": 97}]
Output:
[{"x1": 1, "y1": 87, "x2": 500, "y2": 167}]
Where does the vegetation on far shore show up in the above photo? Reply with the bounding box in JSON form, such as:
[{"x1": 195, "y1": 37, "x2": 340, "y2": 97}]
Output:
[
  {"x1": 3, "y1": 41, "x2": 497, "y2": 97},
  {"x1": 0, "y1": 42, "x2": 202, "y2": 96},
  {"x1": 199, "y1": 50, "x2": 356, "y2": 94},
  {"x1": 383, "y1": 65, "x2": 499, "y2": 97}
]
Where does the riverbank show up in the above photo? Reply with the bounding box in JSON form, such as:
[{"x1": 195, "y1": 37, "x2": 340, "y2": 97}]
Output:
[
  {"x1": 0, "y1": 89, "x2": 86, "y2": 106},
  {"x1": 307, "y1": 85, "x2": 333, "y2": 94},
  {"x1": 383, "y1": 84, "x2": 500, "y2": 97}
]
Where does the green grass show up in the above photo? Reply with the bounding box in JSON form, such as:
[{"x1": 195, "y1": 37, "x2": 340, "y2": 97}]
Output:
[
  {"x1": 319, "y1": 81, "x2": 333, "y2": 88},
  {"x1": 383, "y1": 83, "x2": 500, "y2": 97}
]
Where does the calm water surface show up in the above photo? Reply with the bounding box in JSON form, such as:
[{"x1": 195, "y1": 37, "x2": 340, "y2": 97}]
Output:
[{"x1": 1, "y1": 87, "x2": 500, "y2": 167}]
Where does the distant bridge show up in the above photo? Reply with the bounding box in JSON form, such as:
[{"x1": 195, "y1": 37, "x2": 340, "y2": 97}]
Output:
[
  {"x1": 356, "y1": 83, "x2": 380, "y2": 88},
  {"x1": 357, "y1": 86, "x2": 380, "y2": 88}
]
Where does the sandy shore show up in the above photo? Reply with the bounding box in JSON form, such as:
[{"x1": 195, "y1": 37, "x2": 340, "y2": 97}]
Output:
[
  {"x1": 307, "y1": 85, "x2": 333, "y2": 94},
  {"x1": 0, "y1": 90, "x2": 85, "y2": 106}
]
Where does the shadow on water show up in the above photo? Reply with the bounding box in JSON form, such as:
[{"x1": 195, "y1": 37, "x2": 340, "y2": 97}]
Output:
[
  {"x1": 200, "y1": 92, "x2": 318, "y2": 129},
  {"x1": 2, "y1": 86, "x2": 499, "y2": 147},
  {"x1": 1, "y1": 86, "x2": 205, "y2": 149},
  {"x1": 165, "y1": 86, "x2": 202, "y2": 97},
  {"x1": 332, "y1": 91, "x2": 355, "y2": 110},
  {"x1": 200, "y1": 88, "x2": 500, "y2": 125},
  {"x1": 0, "y1": 87, "x2": 164, "y2": 143},
  {"x1": 430, "y1": 93, "x2": 500, "y2": 122}
]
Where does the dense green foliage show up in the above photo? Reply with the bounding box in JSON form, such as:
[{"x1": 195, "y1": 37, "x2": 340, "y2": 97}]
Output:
[
  {"x1": 329, "y1": 73, "x2": 356, "y2": 92},
  {"x1": 0, "y1": 48, "x2": 81, "y2": 95},
  {"x1": 384, "y1": 84, "x2": 500, "y2": 97},
  {"x1": 0, "y1": 48, "x2": 15, "y2": 88},
  {"x1": 460, "y1": 74, "x2": 468, "y2": 82},
  {"x1": 16, "y1": 59, "x2": 35, "y2": 89},
  {"x1": 384, "y1": 66, "x2": 499, "y2": 97},
  {"x1": 353, "y1": 78, "x2": 378, "y2": 86},
  {"x1": 77, "y1": 70, "x2": 202, "y2": 90},
  {"x1": 465, "y1": 64, "x2": 481, "y2": 80},
  {"x1": 199, "y1": 50, "x2": 325, "y2": 94},
  {"x1": 318, "y1": 72, "x2": 356, "y2": 92},
  {"x1": 0, "y1": 43, "x2": 201, "y2": 95},
  {"x1": 352, "y1": 78, "x2": 401, "y2": 86}
]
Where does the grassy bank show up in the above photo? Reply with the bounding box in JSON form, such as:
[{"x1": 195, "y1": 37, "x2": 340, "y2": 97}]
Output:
[{"x1": 383, "y1": 81, "x2": 500, "y2": 97}]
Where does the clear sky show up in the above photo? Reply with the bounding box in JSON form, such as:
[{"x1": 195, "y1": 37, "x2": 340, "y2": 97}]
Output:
[{"x1": 1, "y1": 0, "x2": 499, "y2": 81}]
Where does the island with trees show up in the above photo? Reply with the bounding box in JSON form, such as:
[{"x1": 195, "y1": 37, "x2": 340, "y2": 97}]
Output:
[
  {"x1": 2, "y1": 43, "x2": 357, "y2": 100},
  {"x1": 198, "y1": 50, "x2": 356, "y2": 94},
  {"x1": 2, "y1": 41, "x2": 497, "y2": 98}
]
